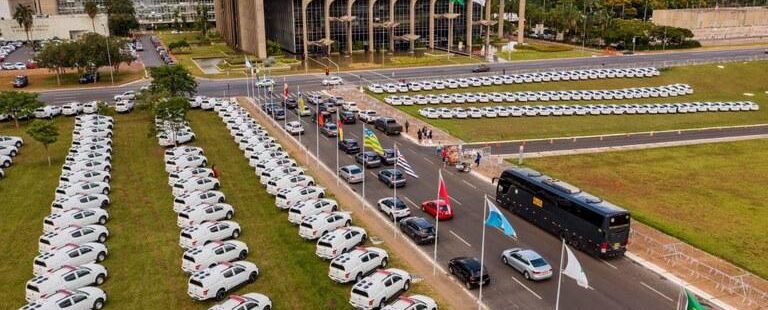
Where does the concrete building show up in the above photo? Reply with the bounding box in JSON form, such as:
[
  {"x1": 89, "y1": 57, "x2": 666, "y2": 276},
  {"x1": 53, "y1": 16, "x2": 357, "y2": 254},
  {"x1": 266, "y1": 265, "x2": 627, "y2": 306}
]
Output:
[
  {"x1": 653, "y1": 7, "x2": 768, "y2": 45},
  {"x1": 134, "y1": 0, "x2": 215, "y2": 27},
  {"x1": 0, "y1": 13, "x2": 108, "y2": 40},
  {"x1": 215, "y1": 0, "x2": 515, "y2": 60}
]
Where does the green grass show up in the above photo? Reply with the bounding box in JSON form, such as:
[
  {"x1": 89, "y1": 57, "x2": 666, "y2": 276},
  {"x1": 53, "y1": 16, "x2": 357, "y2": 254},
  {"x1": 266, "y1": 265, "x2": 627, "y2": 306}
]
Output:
[
  {"x1": 0, "y1": 69, "x2": 144, "y2": 91},
  {"x1": 523, "y1": 139, "x2": 768, "y2": 279},
  {"x1": 371, "y1": 61, "x2": 768, "y2": 142},
  {"x1": 497, "y1": 41, "x2": 596, "y2": 61}
]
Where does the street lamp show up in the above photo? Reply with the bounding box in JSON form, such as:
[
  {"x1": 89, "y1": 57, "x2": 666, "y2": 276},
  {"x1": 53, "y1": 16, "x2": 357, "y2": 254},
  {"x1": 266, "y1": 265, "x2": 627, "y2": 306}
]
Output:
[{"x1": 101, "y1": 23, "x2": 115, "y2": 85}]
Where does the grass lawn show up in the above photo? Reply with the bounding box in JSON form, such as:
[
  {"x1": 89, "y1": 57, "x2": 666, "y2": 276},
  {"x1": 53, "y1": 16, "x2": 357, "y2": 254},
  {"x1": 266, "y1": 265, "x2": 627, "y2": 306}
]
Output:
[
  {"x1": 0, "y1": 68, "x2": 144, "y2": 91},
  {"x1": 496, "y1": 41, "x2": 597, "y2": 61},
  {"x1": 371, "y1": 61, "x2": 768, "y2": 142},
  {"x1": 523, "y1": 139, "x2": 768, "y2": 278}
]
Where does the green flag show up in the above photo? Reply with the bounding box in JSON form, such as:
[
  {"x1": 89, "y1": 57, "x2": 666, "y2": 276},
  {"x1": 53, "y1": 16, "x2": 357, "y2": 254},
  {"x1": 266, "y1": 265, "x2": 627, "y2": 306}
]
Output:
[
  {"x1": 451, "y1": 0, "x2": 465, "y2": 6},
  {"x1": 684, "y1": 289, "x2": 705, "y2": 310}
]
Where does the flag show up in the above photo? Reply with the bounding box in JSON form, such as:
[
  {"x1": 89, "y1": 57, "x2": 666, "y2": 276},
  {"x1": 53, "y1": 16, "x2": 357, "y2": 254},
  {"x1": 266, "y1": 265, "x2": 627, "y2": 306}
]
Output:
[
  {"x1": 683, "y1": 289, "x2": 705, "y2": 310},
  {"x1": 562, "y1": 244, "x2": 589, "y2": 289},
  {"x1": 438, "y1": 172, "x2": 450, "y2": 206},
  {"x1": 450, "y1": 0, "x2": 465, "y2": 6},
  {"x1": 318, "y1": 112, "x2": 325, "y2": 127},
  {"x1": 484, "y1": 197, "x2": 516, "y2": 238},
  {"x1": 396, "y1": 149, "x2": 418, "y2": 178},
  {"x1": 244, "y1": 56, "x2": 253, "y2": 69},
  {"x1": 283, "y1": 83, "x2": 289, "y2": 99},
  {"x1": 337, "y1": 119, "x2": 344, "y2": 140},
  {"x1": 298, "y1": 94, "x2": 305, "y2": 112},
  {"x1": 363, "y1": 128, "x2": 384, "y2": 155}
]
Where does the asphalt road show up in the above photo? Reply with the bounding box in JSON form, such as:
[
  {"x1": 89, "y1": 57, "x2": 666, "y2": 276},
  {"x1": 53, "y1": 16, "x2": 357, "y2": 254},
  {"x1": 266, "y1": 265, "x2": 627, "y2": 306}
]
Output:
[{"x1": 251, "y1": 91, "x2": 702, "y2": 310}]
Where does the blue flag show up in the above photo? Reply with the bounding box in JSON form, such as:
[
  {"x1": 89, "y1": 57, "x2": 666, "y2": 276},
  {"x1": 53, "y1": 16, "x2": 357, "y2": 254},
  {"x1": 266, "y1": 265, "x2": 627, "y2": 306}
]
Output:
[{"x1": 485, "y1": 197, "x2": 517, "y2": 238}]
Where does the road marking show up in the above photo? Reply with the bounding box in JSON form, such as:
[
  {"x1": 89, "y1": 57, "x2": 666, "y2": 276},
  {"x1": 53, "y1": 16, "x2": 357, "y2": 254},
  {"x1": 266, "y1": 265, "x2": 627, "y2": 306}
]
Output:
[
  {"x1": 509, "y1": 276, "x2": 543, "y2": 300},
  {"x1": 402, "y1": 196, "x2": 419, "y2": 208},
  {"x1": 462, "y1": 179, "x2": 478, "y2": 190},
  {"x1": 369, "y1": 171, "x2": 378, "y2": 178},
  {"x1": 449, "y1": 230, "x2": 472, "y2": 247},
  {"x1": 600, "y1": 259, "x2": 618, "y2": 270},
  {"x1": 640, "y1": 282, "x2": 674, "y2": 302},
  {"x1": 422, "y1": 157, "x2": 435, "y2": 164},
  {"x1": 448, "y1": 195, "x2": 463, "y2": 206}
]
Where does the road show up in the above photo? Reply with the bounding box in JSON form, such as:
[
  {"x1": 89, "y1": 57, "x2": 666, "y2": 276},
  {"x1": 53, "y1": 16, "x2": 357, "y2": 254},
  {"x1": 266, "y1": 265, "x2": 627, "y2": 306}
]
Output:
[{"x1": 250, "y1": 90, "x2": 707, "y2": 310}]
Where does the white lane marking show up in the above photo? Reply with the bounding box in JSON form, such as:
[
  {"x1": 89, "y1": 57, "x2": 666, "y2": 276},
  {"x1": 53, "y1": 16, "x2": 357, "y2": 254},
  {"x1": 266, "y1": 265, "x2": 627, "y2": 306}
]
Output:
[
  {"x1": 449, "y1": 230, "x2": 472, "y2": 247},
  {"x1": 448, "y1": 195, "x2": 463, "y2": 206},
  {"x1": 402, "y1": 196, "x2": 419, "y2": 208},
  {"x1": 509, "y1": 276, "x2": 544, "y2": 300},
  {"x1": 640, "y1": 282, "x2": 674, "y2": 302},
  {"x1": 600, "y1": 259, "x2": 618, "y2": 270},
  {"x1": 422, "y1": 157, "x2": 435, "y2": 164},
  {"x1": 369, "y1": 171, "x2": 378, "y2": 178},
  {"x1": 462, "y1": 179, "x2": 478, "y2": 190}
]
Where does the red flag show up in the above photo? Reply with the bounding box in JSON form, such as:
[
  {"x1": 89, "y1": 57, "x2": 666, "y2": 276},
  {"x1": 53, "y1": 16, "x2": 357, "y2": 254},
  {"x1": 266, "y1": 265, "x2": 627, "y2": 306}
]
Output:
[
  {"x1": 318, "y1": 112, "x2": 325, "y2": 127},
  {"x1": 336, "y1": 119, "x2": 343, "y2": 140},
  {"x1": 438, "y1": 171, "x2": 451, "y2": 207},
  {"x1": 283, "y1": 83, "x2": 288, "y2": 99}
]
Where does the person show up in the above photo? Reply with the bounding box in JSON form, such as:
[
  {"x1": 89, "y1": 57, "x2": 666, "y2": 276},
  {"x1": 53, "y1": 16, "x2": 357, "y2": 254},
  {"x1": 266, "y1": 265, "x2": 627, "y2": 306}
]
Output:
[
  {"x1": 436, "y1": 143, "x2": 442, "y2": 156},
  {"x1": 404, "y1": 120, "x2": 410, "y2": 133},
  {"x1": 427, "y1": 129, "x2": 433, "y2": 145},
  {"x1": 441, "y1": 148, "x2": 448, "y2": 167},
  {"x1": 212, "y1": 164, "x2": 221, "y2": 178},
  {"x1": 417, "y1": 130, "x2": 422, "y2": 144},
  {"x1": 475, "y1": 152, "x2": 482, "y2": 167}
]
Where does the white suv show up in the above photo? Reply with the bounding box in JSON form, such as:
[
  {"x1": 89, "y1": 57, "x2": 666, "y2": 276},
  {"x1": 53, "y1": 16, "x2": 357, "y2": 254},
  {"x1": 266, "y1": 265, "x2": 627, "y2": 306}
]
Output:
[
  {"x1": 168, "y1": 167, "x2": 214, "y2": 186},
  {"x1": 172, "y1": 176, "x2": 221, "y2": 197},
  {"x1": 253, "y1": 158, "x2": 296, "y2": 174},
  {"x1": 32, "y1": 243, "x2": 108, "y2": 276},
  {"x1": 382, "y1": 295, "x2": 438, "y2": 310},
  {"x1": 165, "y1": 155, "x2": 208, "y2": 173},
  {"x1": 55, "y1": 182, "x2": 110, "y2": 198},
  {"x1": 50, "y1": 194, "x2": 110, "y2": 214},
  {"x1": 298, "y1": 211, "x2": 352, "y2": 240},
  {"x1": 329, "y1": 247, "x2": 389, "y2": 283},
  {"x1": 287, "y1": 198, "x2": 339, "y2": 224},
  {"x1": 266, "y1": 174, "x2": 315, "y2": 195},
  {"x1": 315, "y1": 226, "x2": 367, "y2": 259},
  {"x1": 177, "y1": 203, "x2": 235, "y2": 227},
  {"x1": 24, "y1": 264, "x2": 108, "y2": 302},
  {"x1": 376, "y1": 197, "x2": 412, "y2": 221},
  {"x1": 19, "y1": 287, "x2": 107, "y2": 310},
  {"x1": 207, "y1": 293, "x2": 272, "y2": 310},
  {"x1": 173, "y1": 191, "x2": 226, "y2": 212},
  {"x1": 182, "y1": 240, "x2": 249, "y2": 273},
  {"x1": 38, "y1": 225, "x2": 109, "y2": 253},
  {"x1": 187, "y1": 261, "x2": 260, "y2": 301},
  {"x1": 258, "y1": 165, "x2": 303, "y2": 185},
  {"x1": 59, "y1": 170, "x2": 111, "y2": 185},
  {"x1": 165, "y1": 146, "x2": 204, "y2": 161},
  {"x1": 349, "y1": 268, "x2": 412, "y2": 310},
  {"x1": 275, "y1": 186, "x2": 326, "y2": 209},
  {"x1": 180, "y1": 221, "x2": 241, "y2": 249},
  {"x1": 61, "y1": 160, "x2": 111, "y2": 173},
  {"x1": 43, "y1": 208, "x2": 109, "y2": 233}
]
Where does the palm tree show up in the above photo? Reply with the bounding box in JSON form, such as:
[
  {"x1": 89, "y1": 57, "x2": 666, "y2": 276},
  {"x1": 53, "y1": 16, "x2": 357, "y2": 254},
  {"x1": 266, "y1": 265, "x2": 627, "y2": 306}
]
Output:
[
  {"x1": 84, "y1": 0, "x2": 99, "y2": 32},
  {"x1": 13, "y1": 4, "x2": 34, "y2": 44}
]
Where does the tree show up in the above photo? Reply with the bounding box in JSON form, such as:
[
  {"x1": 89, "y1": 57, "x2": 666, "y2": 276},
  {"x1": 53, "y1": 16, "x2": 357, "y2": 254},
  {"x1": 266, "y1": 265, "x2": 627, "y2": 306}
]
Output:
[
  {"x1": 78, "y1": 33, "x2": 135, "y2": 74},
  {"x1": 35, "y1": 42, "x2": 78, "y2": 85},
  {"x1": 195, "y1": 2, "x2": 210, "y2": 36},
  {"x1": 154, "y1": 97, "x2": 189, "y2": 146},
  {"x1": 106, "y1": 0, "x2": 138, "y2": 37},
  {"x1": 149, "y1": 65, "x2": 197, "y2": 97},
  {"x1": 84, "y1": 0, "x2": 99, "y2": 32},
  {"x1": 13, "y1": 4, "x2": 34, "y2": 44},
  {"x1": 26, "y1": 120, "x2": 59, "y2": 166},
  {"x1": 0, "y1": 91, "x2": 43, "y2": 129}
]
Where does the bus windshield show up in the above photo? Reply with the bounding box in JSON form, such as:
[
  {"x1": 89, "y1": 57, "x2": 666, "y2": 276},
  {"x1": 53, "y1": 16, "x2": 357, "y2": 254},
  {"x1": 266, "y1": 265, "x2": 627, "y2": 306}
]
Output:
[{"x1": 609, "y1": 214, "x2": 630, "y2": 228}]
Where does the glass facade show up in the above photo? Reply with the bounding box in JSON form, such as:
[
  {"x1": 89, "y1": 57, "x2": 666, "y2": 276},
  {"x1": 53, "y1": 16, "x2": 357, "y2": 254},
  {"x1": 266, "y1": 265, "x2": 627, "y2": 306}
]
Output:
[
  {"x1": 57, "y1": 0, "x2": 108, "y2": 15},
  {"x1": 133, "y1": 0, "x2": 215, "y2": 25}
]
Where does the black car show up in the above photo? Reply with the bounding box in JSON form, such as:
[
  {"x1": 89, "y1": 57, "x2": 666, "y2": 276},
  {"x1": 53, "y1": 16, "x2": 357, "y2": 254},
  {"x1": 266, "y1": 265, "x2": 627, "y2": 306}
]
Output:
[
  {"x1": 13, "y1": 75, "x2": 28, "y2": 88},
  {"x1": 320, "y1": 123, "x2": 338, "y2": 137},
  {"x1": 340, "y1": 111, "x2": 356, "y2": 124},
  {"x1": 472, "y1": 64, "x2": 490, "y2": 73},
  {"x1": 312, "y1": 110, "x2": 333, "y2": 124},
  {"x1": 398, "y1": 217, "x2": 436, "y2": 245},
  {"x1": 448, "y1": 257, "x2": 490, "y2": 289},
  {"x1": 284, "y1": 97, "x2": 298, "y2": 109},
  {"x1": 377, "y1": 168, "x2": 406, "y2": 188},
  {"x1": 263, "y1": 103, "x2": 280, "y2": 114},
  {"x1": 355, "y1": 151, "x2": 382, "y2": 168},
  {"x1": 380, "y1": 149, "x2": 396, "y2": 165},
  {"x1": 338, "y1": 139, "x2": 361, "y2": 154},
  {"x1": 79, "y1": 72, "x2": 100, "y2": 84}
]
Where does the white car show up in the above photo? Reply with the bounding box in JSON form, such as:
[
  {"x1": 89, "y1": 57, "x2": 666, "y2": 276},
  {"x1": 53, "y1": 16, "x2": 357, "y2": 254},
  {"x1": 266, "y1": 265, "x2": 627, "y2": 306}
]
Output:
[
  {"x1": 177, "y1": 203, "x2": 235, "y2": 227},
  {"x1": 259, "y1": 166, "x2": 304, "y2": 184},
  {"x1": 349, "y1": 268, "x2": 412, "y2": 310},
  {"x1": 38, "y1": 225, "x2": 109, "y2": 254},
  {"x1": 247, "y1": 150, "x2": 288, "y2": 169},
  {"x1": 55, "y1": 182, "x2": 110, "y2": 198},
  {"x1": 166, "y1": 155, "x2": 208, "y2": 173},
  {"x1": 376, "y1": 197, "x2": 411, "y2": 221},
  {"x1": 383, "y1": 295, "x2": 438, "y2": 310},
  {"x1": 62, "y1": 102, "x2": 83, "y2": 116},
  {"x1": 43, "y1": 208, "x2": 109, "y2": 233},
  {"x1": 168, "y1": 167, "x2": 214, "y2": 186},
  {"x1": 62, "y1": 160, "x2": 111, "y2": 173},
  {"x1": 266, "y1": 174, "x2": 315, "y2": 195},
  {"x1": 254, "y1": 157, "x2": 297, "y2": 175},
  {"x1": 187, "y1": 261, "x2": 260, "y2": 301},
  {"x1": 158, "y1": 130, "x2": 196, "y2": 147},
  {"x1": 114, "y1": 100, "x2": 134, "y2": 113},
  {"x1": 65, "y1": 151, "x2": 111, "y2": 164},
  {"x1": 164, "y1": 146, "x2": 204, "y2": 161},
  {"x1": 20, "y1": 287, "x2": 107, "y2": 310},
  {"x1": 0, "y1": 145, "x2": 18, "y2": 157},
  {"x1": 0, "y1": 135, "x2": 23, "y2": 148},
  {"x1": 315, "y1": 226, "x2": 367, "y2": 259},
  {"x1": 322, "y1": 76, "x2": 344, "y2": 86},
  {"x1": 285, "y1": 121, "x2": 305, "y2": 135},
  {"x1": 32, "y1": 243, "x2": 108, "y2": 276},
  {"x1": 244, "y1": 143, "x2": 282, "y2": 159},
  {"x1": 254, "y1": 78, "x2": 275, "y2": 88},
  {"x1": 275, "y1": 185, "x2": 326, "y2": 209},
  {"x1": 76, "y1": 114, "x2": 113, "y2": 124},
  {"x1": 71, "y1": 137, "x2": 112, "y2": 149},
  {"x1": 113, "y1": 91, "x2": 135, "y2": 101},
  {"x1": 50, "y1": 194, "x2": 110, "y2": 214},
  {"x1": 73, "y1": 128, "x2": 112, "y2": 139},
  {"x1": 328, "y1": 247, "x2": 389, "y2": 283},
  {"x1": 357, "y1": 110, "x2": 378, "y2": 123},
  {"x1": 34, "y1": 106, "x2": 63, "y2": 119},
  {"x1": 182, "y1": 240, "x2": 249, "y2": 273},
  {"x1": 24, "y1": 264, "x2": 108, "y2": 303},
  {"x1": 173, "y1": 191, "x2": 226, "y2": 213},
  {"x1": 207, "y1": 293, "x2": 272, "y2": 310},
  {"x1": 298, "y1": 211, "x2": 352, "y2": 240},
  {"x1": 0, "y1": 154, "x2": 11, "y2": 167},
  {"x1": 172, "y1": 176, "x2": 221, "y2": 197},
  {"x1": 180, "y1": 221, "x2": 241, "y2": 249},
  {"x1": 287, "y1": 198, "x2": 339, "y2": 224},
  {"x1": 82, "y1": 101, "x2": 99, "y2": 114},
  {"x1": 69, "y1": 143, "x2": 112, "y2": 156},
  {"x1": 342, "y1": 102, "x2": 359, "y2": 113}
]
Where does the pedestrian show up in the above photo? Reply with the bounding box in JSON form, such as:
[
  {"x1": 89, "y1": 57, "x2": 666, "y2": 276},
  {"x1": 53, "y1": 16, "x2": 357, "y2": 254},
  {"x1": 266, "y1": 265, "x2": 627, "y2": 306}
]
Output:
[
  {"x1": 475, "y1": 152, "x2": 482, "y2": 167},
  {"x1": 436, "y1": 143, "x2": 442, "y2": 156},
  {"x1": 417, "y1": 130, "x2": 422, "y2": 144},
  {"x1": 212, "y1": 164, "x2": 221, "y2": 179},
  {"x1": 441, "y1": 149, "x2": 448, "y2": 167},
  {"x1": 404, "y1": 120, "x2": 410, "y2": 133},
  {"x1": 427, "y1": 129, "x2": 433, "y2": 145}
]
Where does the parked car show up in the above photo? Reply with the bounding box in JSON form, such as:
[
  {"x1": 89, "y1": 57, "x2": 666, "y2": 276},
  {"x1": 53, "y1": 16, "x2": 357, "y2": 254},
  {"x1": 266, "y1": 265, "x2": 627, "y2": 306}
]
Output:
[
  {"x1": 287, "y1": 198, "x2": 338, "y2": 224},
  {"x1": 284, "y1": 121, "x2": 305, "y2": 135},
  {"x1": 320, "y1": 123, "x2": 338, "y2": 137},
  {"x1": 382, "y1": 295, "x2": 438, "y2": 310},
  {"x1": 328, "y1": 247, "x2": 389, "y2": 283},
  {"x1": 173, "y1": 191, "x2": 226, "y2": 213},
  {"x1": 377, "y1": 197, "x2": 411, "y2": 221},
  {"x1": 315, "y1": 226, "x2": 367, "y2": 259},
  {"x1": 420, "y1": 199, "x2": 454, "y2": 220},
  {"x1": 50, "y1": 194, "x2": 110, "y2": 214},
  {"x1": 298, "y1": 211, "x2": 352, "y2": 240},
  {"x1": 43, "y1": 208, "x2": 109, "y2": 233},
  {"x1": 378, "y1": 169, "x2": 406, "y2": 188},
  {"x1": 32, "y1": 243, "x2": 108, "y2": 276},
  {"x1": 349, "y1": 268, "x2": 411, "y2": 310},
  {"x1": 398, "y1": 217, "x2": 436, "y2": 245},
  {"x1": 187, "y1": 261, "x2": 259, "y2": 301},
  {"x1": 176, "y1": 203, "x2": 235, "y2": 227},
  {"x1": 206, "y1": 293, "x2": 272, "y2": 310},
  {"x1": 79, "y1": 72, "x2": 100, "y2": 84},
  {"x1": 338, "y1": 139, "x2": 361, "y2": 154},
  {"x1": 340, "y1": 111, "x2": 357, "y2": 124},
  {"x1": 501, "y1": 248, "x2": 553, "y2": 281},
  {"x1": 448, "y1": 257, "x2": 490, "y2": 289},
  {"x1": 181, "y1": 240, "x2": 249, "y2": 273},
  {"x1": 338, "y1": 164, "x2": 363, "y2": 184},
  {"x1": 13, "y1": 75, "x2": 28, "y2": 88},
  {"x1": 355, "y1": 151, "x2": 382, "y2": 168},
  {"x1": 374, "y1": 117, "x2": 403, "y2": 135},
  {"x1": 24, "y1": 263, "x2": 108, "y2": 302},
  {"x1": 20, "y1": 287, "x2": 107, "y2": 310},
  {"x1": 38, "y1": 224, "x2": 109, "y2": 254},
  {"x1": 472, "y1": 64, "x2": 491, "y2": 73},
  {"x1": 179, "y1": 220, "x2": 241, "y2": 249}
]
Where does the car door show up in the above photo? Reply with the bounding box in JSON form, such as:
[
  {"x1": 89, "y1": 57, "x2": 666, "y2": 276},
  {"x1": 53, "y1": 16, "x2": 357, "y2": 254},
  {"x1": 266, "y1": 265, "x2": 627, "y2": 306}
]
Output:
[
  {"x1": 230, "y1": 265, "x2": 248, "y2": 287},
  {"x1": 222, "y1": 268, "x2": 237, "y2": 289},
  {"x1": 510, "y1": 252, "x2": 526, "y2": 272},
  {"x1": 73, "y1": 269, "x2": 94, "y2": 287},
  {"x1": 388, "y1": 274, "x2": 403, "y2": 297}
]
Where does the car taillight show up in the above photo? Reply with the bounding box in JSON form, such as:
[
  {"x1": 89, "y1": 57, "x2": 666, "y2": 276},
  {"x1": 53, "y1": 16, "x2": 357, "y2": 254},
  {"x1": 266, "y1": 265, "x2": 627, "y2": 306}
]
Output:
[
  {"x1": 344, "y1": 272, "x2": 349, "y2": 278},
  {"x1": 332, "y1": 249, "x2": 337, "y2": 255},
  {"x1": 368, "y1": 299, "x2": 374, "y2": 306},
  {"x1": 203, "y1": 289, "x2": 208, "y2": 295},
  {"x1": 312, "y1": 230, "x2": 317, "y2": 236},
  {"x1": 600, "y1": 242, "x2": 608, "y2": 253},
  {"x1": 192, "y1": 241, "x2": 198, "y2": 246},
  {"x1": 195, "y1": 264, "x2": 200, "y2": 270}
]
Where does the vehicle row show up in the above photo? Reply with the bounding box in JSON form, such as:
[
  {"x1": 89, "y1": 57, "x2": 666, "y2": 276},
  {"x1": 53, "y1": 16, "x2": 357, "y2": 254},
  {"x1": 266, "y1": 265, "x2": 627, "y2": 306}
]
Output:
[
  {"x1": 368, "y1": 67, "x2": 661, "y2": 94},
  {"x1": 21, "y1": 115, "x2": 115, "y2": 309},
  {"x1": 384, "y1": 83, "x2": 693, "y2": 106},
  {"x1": 0, "y1": 135, "x2": 23, "y2": 178},
  {"x1": 417, "y1": 101, "x2": 760, "y2": 119}
]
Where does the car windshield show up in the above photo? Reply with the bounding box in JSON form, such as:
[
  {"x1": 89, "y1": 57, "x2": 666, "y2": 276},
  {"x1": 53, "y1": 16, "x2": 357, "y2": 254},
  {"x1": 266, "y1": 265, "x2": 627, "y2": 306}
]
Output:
[
  {"x1": 530, "y1": 258, "x2": 549, "y2": 268},
  {"x1": 326, "y1": 124, "x2": 337, "y2": 130}
]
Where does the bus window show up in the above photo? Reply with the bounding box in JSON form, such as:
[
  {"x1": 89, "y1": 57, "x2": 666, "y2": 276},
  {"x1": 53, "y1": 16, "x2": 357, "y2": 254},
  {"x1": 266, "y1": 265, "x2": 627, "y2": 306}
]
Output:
[
  {"x1": 609, "y1": 214, "x2": 630, "y2": 227},
  {"x1": 498, "y1": 179, "x2": 512, "y2": 195}
]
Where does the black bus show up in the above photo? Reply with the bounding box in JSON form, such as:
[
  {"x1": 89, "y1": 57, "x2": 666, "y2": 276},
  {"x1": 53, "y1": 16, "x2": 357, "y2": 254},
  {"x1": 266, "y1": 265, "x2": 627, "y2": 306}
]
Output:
[{"x1": 495, "y1": 167, "x2": 630, "y2": 258}]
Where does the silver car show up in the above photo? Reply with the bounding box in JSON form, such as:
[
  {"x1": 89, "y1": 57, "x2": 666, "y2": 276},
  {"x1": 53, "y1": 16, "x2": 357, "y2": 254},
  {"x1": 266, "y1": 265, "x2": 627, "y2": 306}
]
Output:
[
  {"x1": 501, "y1": 248, "x2": 553, "y2": 281},
  {"x1": 339, "y1": 164, "x2": 364, "y2": 184}
]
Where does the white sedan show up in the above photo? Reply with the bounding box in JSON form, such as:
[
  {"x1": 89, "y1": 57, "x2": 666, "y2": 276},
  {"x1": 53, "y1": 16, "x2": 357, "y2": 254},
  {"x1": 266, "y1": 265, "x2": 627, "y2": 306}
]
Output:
[{"x1": 322, "y1": 76, "x2": 344, "y2": 86}]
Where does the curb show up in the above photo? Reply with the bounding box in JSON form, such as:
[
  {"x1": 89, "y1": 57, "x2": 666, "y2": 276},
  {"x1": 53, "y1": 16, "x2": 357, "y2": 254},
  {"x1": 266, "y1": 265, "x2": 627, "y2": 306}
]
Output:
[{"x1": 35, "y1": 77, "x2": 149, "y2": 93}]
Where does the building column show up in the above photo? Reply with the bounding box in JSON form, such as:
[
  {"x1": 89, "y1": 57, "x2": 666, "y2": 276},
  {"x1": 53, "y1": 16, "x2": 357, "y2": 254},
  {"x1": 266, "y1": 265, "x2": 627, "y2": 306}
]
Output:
[
  {"x1": 347, "y1": 0, "x2": 357, "y2": 55},
  {"x1": 466, "y1": 0, "x2": 473, "y2": 54},
  {"x1": 303, "y1": 0, "x2": 313, "y2": 64},
  {"x1": 368, "y1": 0, "x2": 377, "y2": 53},
  {"x1": 428, "y1": 0, "x2": 437, "y2": 50},
  {"x1": 389, "y1": 0, "x2": 398, "y2": 52},
  {"x1": 518, "y1": 0, "x2": 526, "y2": 44},
  {"x1": 498, "y1": 0, "x2": 505, "y2": 38},
  {"x1": 325, "y1": 0, "x2": 337, "y2": 55},
  {"x1": 484, "y1": 0, "x2": 492, "y2": 56},
  {"x1": 448, "y1": 1, "x2": 454, "y2": 51},
  {"x1": 409, "y1": 0, "x2": 417, "y2": 52},
  {"x1": 255, "y1": 0, "x2": 268, "y2": 59}
]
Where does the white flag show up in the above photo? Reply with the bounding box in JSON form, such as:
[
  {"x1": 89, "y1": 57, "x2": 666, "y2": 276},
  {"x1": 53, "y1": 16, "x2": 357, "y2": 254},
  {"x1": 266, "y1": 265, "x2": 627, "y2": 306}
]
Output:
[
  {"x1": 473, "y1": 0, "x2": 487, "y2": 5},
  {"x1": 244, "y1": 56, "x2": 253, "y2": 69},
  {"x1": 562, "y1": 245, "x2": 589, "y2": 289}
]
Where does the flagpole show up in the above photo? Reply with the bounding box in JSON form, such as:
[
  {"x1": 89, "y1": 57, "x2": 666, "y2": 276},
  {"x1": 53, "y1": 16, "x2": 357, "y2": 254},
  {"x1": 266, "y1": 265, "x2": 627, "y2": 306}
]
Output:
[
  {"x1": 315, "y1": 111, "x2": 320, "y2": 168},
  {"x1": 478, "y1": 195, "x2": 488, "y2": 310},
  {"x1": 675, "y1": 285, "x2": 683, "y2": 310},
  {"x1": 335, "y1": 116, "x2": 340, "y2": 185},
  {"x1": 432, "y1": 169, "x2": 442, "y2": 275},
  {"x1": 393, "y1": 143, "x2": 398, "y2": 237},
  {"x1": 555, "y1": 238, "x2": 565, "y2": 310},
  {"x1": 361, "y1": 124, "x2": 367, "y2": 212}
]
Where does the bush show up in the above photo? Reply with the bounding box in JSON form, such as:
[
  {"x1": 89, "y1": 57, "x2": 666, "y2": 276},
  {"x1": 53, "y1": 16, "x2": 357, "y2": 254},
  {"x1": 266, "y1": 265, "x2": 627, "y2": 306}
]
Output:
[{"x1": 516, "y1": 42, "x2": 573, "y2": 52}]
